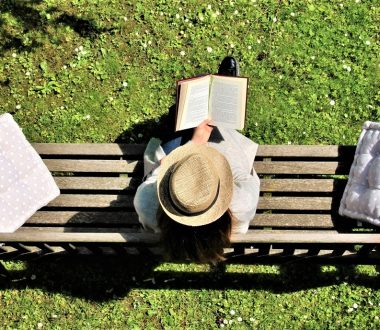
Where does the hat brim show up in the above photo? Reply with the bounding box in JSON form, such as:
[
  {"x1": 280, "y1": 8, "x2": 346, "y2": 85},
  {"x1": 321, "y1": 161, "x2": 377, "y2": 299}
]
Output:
[{"x1": 157, "y1": 143, "x2": 233, "y2": 226}]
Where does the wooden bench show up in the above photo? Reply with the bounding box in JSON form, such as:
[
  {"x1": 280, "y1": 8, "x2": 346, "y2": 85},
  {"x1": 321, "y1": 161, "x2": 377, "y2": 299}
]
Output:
[{"x1": 0, "y1": 143, "x2": 379, "y2": 264}]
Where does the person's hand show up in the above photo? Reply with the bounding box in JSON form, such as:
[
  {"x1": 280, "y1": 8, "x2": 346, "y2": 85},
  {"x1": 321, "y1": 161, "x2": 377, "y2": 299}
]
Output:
[{"x1": 191, "y1": 119, "x2": 214, "y2": 145}]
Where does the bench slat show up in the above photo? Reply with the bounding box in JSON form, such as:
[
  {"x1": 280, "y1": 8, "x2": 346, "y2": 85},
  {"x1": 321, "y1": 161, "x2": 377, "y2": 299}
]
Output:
[
  {"x1": 54, "y1": 177, "x2": 341, "y2": 193},
  {"x1": 47, "y1": 195, "x2": 332, "y2": 210},
  {"x1": 33, "y1": 144, "x2": 355, "y2": 158},
  {"x1": 27, "y1": 211, "x2": 138, "y2": 225},
  {"x1": 26, "y1": 212, "x2": 336, "y2": 229},
  {"x1": 33, "y1": 143, "x2": 145, "y2": 156},
  {"x1": 258, "y1": 197, "x2": 333, "y2": 210},
  {"x1": 0, "y1": 229, "x2": 378, "y2": 244},
  {"x1": 54, "y1": 177, "x2": 138, "y2": 190},
  {"x1": 44, "y1": 159, "x2": 140, "y2": 173},
  {"x1": 260, "y1": 179, "x2": 339, "y2": 192},
  {"x1": 254, "y1": 161, "x2": 348, "y2": 174},
  {"x1": 48, "y1": 194, "x2": 134, "y2": 208},
  {"x1": 253, "y1": 214, "x2": 335, "y2": 228}
]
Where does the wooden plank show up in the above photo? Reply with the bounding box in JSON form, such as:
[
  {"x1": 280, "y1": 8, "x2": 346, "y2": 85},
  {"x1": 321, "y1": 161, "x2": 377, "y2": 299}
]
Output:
[
  {"x1": 0, "y1": 230, "x2": 158, "y2": 244},
  {"x1": 0, "y1": 229, "x2": 378, "y2": 244},
  {"x1": 260, "y1": 179, "x2": 339, "y2": 192},
  {"x1": 252, "y1": 214, "x2": 334, "y2": 228},
  {"x1": 54, "y1": 177, "x2": 140, "y2": 191},
  {"x1": 44, "y1": 159, "x2": 141, "y2": 173},
  {"x1": 45, "y1": 195, "x2": 332, "y2": 210},
  {"x1": 47, "y1": 194, "x2": 134, "y2": 208},
  {"x1": 33, "y1": 143, "x2": 145, "y2": 156},
  {"x1": 254, "y1": 161, "x2": 349, "y2": 175},
  {"x1": 256, "y1": 145, "x2": 355, "y2": 158},
  {"x1": 258, "y1": 197, "x2": 333, "y2": 210},
  {"x1": 27, "y1": 211, "x2": 139, "y2": 225},
  {"x1": 33, "y1": 144, "x2": 356, "y2": 158},
  {"x1": 231, "y1": 230, "x2": 380, "y2": 244}
]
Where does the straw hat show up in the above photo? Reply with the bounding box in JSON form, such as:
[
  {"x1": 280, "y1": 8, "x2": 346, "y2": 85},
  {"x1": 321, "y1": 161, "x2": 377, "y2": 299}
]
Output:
[{"x1": 157, "y1": 143, "x2": 233, "y2": 226}]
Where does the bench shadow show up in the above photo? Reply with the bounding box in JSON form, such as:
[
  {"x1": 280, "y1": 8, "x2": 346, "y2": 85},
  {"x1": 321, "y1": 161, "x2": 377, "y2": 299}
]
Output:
[
  {"x1": 0, "y1": 255, "x2": 378, "y2": 301},
  {"x1": 0, "y1": 0, "x2": 111, "y2": 55}
]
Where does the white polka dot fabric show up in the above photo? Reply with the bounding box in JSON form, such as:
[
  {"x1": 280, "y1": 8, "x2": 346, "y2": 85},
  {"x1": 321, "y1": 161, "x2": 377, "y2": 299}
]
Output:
[
  {"x1": 0, "y1": 113, "x2": 60, "y2": 232},
  {"x1": 339, "y1": 121, "x2": 380, "y2": 227}
]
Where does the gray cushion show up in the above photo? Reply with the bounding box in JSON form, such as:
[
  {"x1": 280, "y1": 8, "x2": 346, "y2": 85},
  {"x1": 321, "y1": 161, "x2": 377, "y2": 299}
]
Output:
[{"x1": 339, "y1": 121, "x2": 380, "y2": 227}]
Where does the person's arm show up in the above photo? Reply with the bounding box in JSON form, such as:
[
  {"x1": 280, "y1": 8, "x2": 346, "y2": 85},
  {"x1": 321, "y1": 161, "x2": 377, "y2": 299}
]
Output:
[
  {"x1": 229, "y1": 169, "x2": 260, "y2": 234},
  {"x1": 133, "y1": 167, "x2": 161, "y2": 233}
]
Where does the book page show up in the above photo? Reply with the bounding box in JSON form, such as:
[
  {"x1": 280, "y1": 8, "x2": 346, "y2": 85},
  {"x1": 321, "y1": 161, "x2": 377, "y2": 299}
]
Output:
[
  {"x1": 209, "y1": 75, "x2": 247, "y2": 130},
  {"x1": 176, "y1": 76, "x2": 210, "y2": 131}
]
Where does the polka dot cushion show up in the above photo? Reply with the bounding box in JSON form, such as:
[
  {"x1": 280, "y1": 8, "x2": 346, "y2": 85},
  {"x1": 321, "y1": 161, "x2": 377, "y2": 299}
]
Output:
[
  {"x1": 339, "y1": 121, "x2": 380, "y2": 227},
  {"x1": 0, "y1": 113, "x2": 60, "y2": 232}
]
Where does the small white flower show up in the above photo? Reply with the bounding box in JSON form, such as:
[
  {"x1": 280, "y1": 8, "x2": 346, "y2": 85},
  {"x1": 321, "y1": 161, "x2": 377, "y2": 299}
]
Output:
[
  {"x1": 179, "y1": 7, "x2": 182, "y2": 11},
  {"x1": 230, "y1": 310, "x2": 236, "y2": 316},
  {"x1": 122, "y1": 81, "x2": 128, "y2": 87},
  {"x1": 228, "y1": 320, "x2": 233, "y2": 325},
  {"x1": 155, "y1": 118, "x2": 160, "y2": 123},
  {"x1": 175, "y1": 13, "x2": 180, "y2": 19},
  {"x1": 257, "y1": 39, "x2": 261, "y2": 44},
  {"x1": 369, "y1": 301, "x2": 374, "y2": 306},
  {"x1": 346, "y1": 66, "x2": 351, "y2": 72},
  {"x1": 25, "y1": 72, "x2": 31, "y2": 76},
  {"x1": 207, "y1": 4, "x2": 212, "y2": 9},
  {"x1": 109, "y1": 96, "x2": 114, "y2": 101},
  {"x1": 348, "y1": 307, "x2": 354, "y2": 312},
  {"x1": 79, "y1": 46, "x2": 84, "y2": 51},
  {"x1": 51, "y1": 314, "x2": 58, "y2": 319},
  {"x1": 207, "y1": 46, "x2": 213, "y2": 53},
  {"x1": 148, "y1": 40, "x2": 152, "y2": 45},
  {"x1": 223, "y1": 319, "x2": 228, "y2": 324},
  {"x1": 375, "y1": 316, "x2": 379, "y2": 320},
  {"x1": 12, "y1": 53, "x2": 17, "y2": 58},
  {"x1": 230, "y1": 44, "x2": 235, "y2": 48},
  {"x1": 160, "y1": 12, "x2": 164, "y2": 16},
  {"x1": 237, "y1": 317, "x2": 243, "y2": 322},
  {"x1": 247, "y1": 45, "x2": 252, "y2": 50},
  {"x1": 199, "y1": 15, "x2": 204, "y2": 21},
  {"x1": 353, "y1": 303, "x2": 358, "y2": 309},
  {"x1": 234, "y1": 10, "x2": 239, "y2": 15},
  {"x1": 74, "y1": 47, "x2": 79, "y2": 52},
  {"x1": 330, "y1": 99, "x2": 336, "y2": 106},
  {"x1": 37, "y1": 323, "x2": 43, "y2": 329},
  {"x1": 345, "y1": 33, "x2": 348, "y2": 37},
  {"x1": 63, "y1": 65, "x2": 68, "y2": 69},
  {"x1": 355, "y1": 0, "x2": 360, "y2": 3},
  {"x1": 287, "y1": 141, "x2": 292, "y2": 145},
  {"x1": 339, "y1": 3, "x2": 343, "y2": 8},
  {"x1": 212, "y1": 13, "x2": 217, "y2": 18},
  {"x1": 84, "y1": 115, "x2": 91, "y2": 120},
  {"x1": 215, "y1": 10, "x2": 220, "y2": 16},
  {"x1": 290, "y1": 12, "x2": 295, "y2": 17},
  {"x1": 15, "y1": 104, "x2": 21, "y2": 110},
  {"x1": 123, "y1": 16, "x2": 128, "y2": 21},
  {"x1": 273, "y1": 17, "x2": 277, "y2": 22},
  {"x1": 180, "y1": 50, "x2": 186, "y2": 56},
  {"x1": 343, "y1": 64, "x2": 347, "y2": 69},
  {"x1": 255, "y1": 122, "x2": 258, "y2": 126},
  {"x1": 142, "y1": 42, "x2": 147, "y2": 48},
  {"x1": 185, "y1": 18, "x2": 189, "y2": 22},
  {"x1": 311, "y1": 55, "x2": 316, "y2": 60},
  {"x1": 365, "y1": 40, "x2": 371, "y2": 45}
]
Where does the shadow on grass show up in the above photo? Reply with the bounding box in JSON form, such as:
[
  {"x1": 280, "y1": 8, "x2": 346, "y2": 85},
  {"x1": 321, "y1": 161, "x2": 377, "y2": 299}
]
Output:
[
  {"x1": 0, "y1": 0, "x2": 111, "y2": 55},
  {"x1": 0, "y1": 255, "x2": 379, "y2": 301}
]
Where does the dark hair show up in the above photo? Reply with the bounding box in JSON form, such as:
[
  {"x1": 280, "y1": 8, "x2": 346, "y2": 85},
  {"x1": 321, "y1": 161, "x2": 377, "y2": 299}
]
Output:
[{"x1": 158, "y1": 209, "x2": 232, "y2": 265}]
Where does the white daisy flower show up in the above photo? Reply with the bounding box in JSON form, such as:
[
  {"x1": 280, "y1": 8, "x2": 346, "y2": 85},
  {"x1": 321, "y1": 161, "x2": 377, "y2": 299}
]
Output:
[
  {"x1": 207, "y1": 46, "x2": 213, "y2": 53},
  {"x1": 180, "y1": 50, "x2": 186, "y2": 56}
]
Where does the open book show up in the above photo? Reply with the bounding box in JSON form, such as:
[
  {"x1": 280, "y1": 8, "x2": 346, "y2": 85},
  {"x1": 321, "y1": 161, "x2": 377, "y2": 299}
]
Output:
[{"x1": 175, "y1": 74, "x2": 248, "y2": 131}]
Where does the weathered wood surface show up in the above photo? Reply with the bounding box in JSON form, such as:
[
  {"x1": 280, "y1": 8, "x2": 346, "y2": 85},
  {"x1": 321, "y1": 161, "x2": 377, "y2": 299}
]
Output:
[
  {"x1": 0, "y1": 229, "x2": 379, "y2": 244},
  {"x1": 33, "y1": 144, "x2": 356, "y2": 158},
  {"x1": 0, "y1": 143, "x2": 376, "y2": 264}
]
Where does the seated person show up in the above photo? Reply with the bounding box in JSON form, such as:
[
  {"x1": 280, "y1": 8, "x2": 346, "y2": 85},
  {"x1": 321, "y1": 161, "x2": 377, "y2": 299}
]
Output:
[{"x1": 134, "y1": 57, "x2": 260, "y2": 264}]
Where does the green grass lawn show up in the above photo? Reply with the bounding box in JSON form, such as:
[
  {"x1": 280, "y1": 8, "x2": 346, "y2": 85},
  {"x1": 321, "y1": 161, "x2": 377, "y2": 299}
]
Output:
[{"x1": 0, "y1": 0, "x2": 379, "y2": 328}]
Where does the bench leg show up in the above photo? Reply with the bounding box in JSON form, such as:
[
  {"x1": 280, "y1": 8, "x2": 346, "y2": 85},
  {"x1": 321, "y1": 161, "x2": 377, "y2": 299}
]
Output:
[{"x1": 0, "y1": 260, "x2": 10, "y2": 281}]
